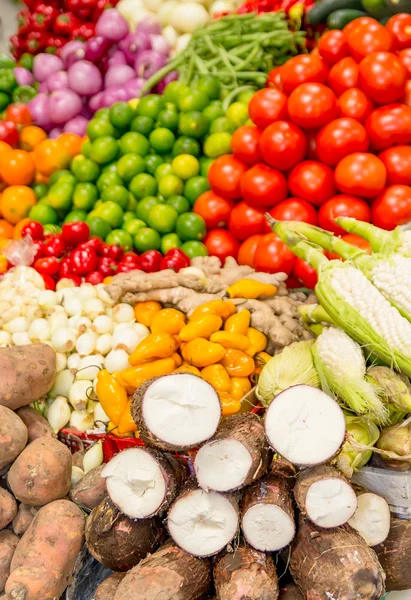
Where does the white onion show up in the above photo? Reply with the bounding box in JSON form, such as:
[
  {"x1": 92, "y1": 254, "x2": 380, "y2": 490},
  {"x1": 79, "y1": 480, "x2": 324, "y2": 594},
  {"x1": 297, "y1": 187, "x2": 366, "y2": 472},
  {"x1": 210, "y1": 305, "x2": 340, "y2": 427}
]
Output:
[
  {"x1": 69, "y1": 315, "x2": 92, "y2": 334},
  {"x1": 95, "y1": 284, "x2": 115, "y2": 306},
  {"x1": 56, "y1": 278, "x2": 77, "y2": 290},
  {"x1": 12, "y1": 332, "x2": 31, "y2": 345},
  {"x1": 47, "y1": 395, "x2": 71, "y2": 432},
  {"x1": 67, "y1": 353, "x2": 81, "y2": 373},
  {"x1": 70, "y1": 409, "x2": 95, "y2": 432},
  {"x1": 104, "y1": 349, "x2": 130, "y2": 373},
  {"x1": 83, "y1": 441, "x2": 104, "y2": 473},
  {"x1": 76, "y1": 332, "x2": 97, "y2": 356},
  {"x1": 69, "y1": 380, "x2": 92, "y2": 410},
  {"x1": 0, "y1": 331, "x2": 11, "y2": 346},
  {"x1": 56, "y1": 353, "x2": 67, "y2": 373},
  {"x1": 38, "y1": 290, "x2": 58, "y2": 308},
  {"x1": 76, "y1": 355, "x2": 104, "y2": 381},
  {"x1": 78, "y1": 283, "x2": 97, "y2": 300},
  {"x1": 112, "y1": 303, "x2": 135, "y2": 323},
  {"x1": 96, "y1": 334, "x2": 112, "y2": 356},
  {"x1": 92, "y1": 315, "x2": 113, "y2": 334},
  {"x1": 83, "y1": 298, "x2": 105, "y2": 319},
  {"x1": 51, "y1": 328, "x2": 76, "y2": 353},
  {"x1": 4, "y1": 317, "x2": 29, "y2": 334},
  {"x1": 94, "y1": 401, "x2": 110, "y2": 425},
  {"x1": 112, "y1": 325, "x2": 148, "y2": 354},
  {"x1": 63, "y1": 295, "x2": 83, "y2": 316},
  {"x1": 71, "y1": 466, "x2": 85, "y2": 486},
  {"x1": 49, "y1": 369, "x2": 75, "y2": 399},
  {"x1": 28, "y1": 318, "x2": 51, "y2": 342},
  {"x1": 49, "y1": 311, "x2": 69, "y2": 332}
]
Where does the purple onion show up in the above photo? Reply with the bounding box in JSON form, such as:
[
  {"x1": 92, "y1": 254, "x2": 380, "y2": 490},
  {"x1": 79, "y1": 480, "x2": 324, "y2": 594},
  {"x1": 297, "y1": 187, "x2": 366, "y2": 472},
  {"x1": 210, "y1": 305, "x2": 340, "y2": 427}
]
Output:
[
  {"x1": 135, "y1": 50, "x2": 167, "y2": 80},
  {"x1": 84, "y1": 36, "x2": 111, "y2": 63},
  {"x1": 59, "y1": 40, "x2": 85, "y2": 64},
  {"x1": 64, "y1": 116, "x2": 88, "y2": 137},
  {"x1": 33, "y1": 54, "x2": 64, "y2": 83},
  {"x1": 149, "y1": 34, "x2": 170, "y2": 56},
  {"x1": 123, "y1": 77, "x2": 145, "y2": 100},
  {"x1": 28, "y1": 94, "x2": 52, "y2": 129},
  {"x1": 89, "y1": 92, "x2": 104, "y2": 113},
  {"x1": 101, "y1": 87, "x2": 128, "y2": 107},
  {"x1": 155, "y1": 70, "x2": 179, "y2": 95},
  {"x1": 49, "y1": 90, "x2": 82, "y2": 124},
  {"x1": 119, "y1": 32, "x2": 150, "y2": 65},
  {"x1": 105, "y1": 64, "x2": 135, "y2": 88},
  {"x1": 49, "y1": 127, "x2": 63, "y2": 139},
  {"x1": 95, "y1": 9, "x2": 129, "y2": 42},
  {"x1": 38, "y1": 81, "x2": 49, "y2": 94},
  {"x1": 136, "y1": 17, "x2": 162, "y2": 36},
  {"x1": 65, "y1": 48, "x2": 86, "y2": 70},
  {"x1": 107, "y1": 50, "x2": 128, "y2": 69},
  {"x1": 47, "y1": 71, "x2": 69, "y2": 93},
  {"x1": 13, "y1": 67, "x2": 34, "y2": 86},
  {"x1": 68, "y1": 60, "x2": 103, "y2": 96}
]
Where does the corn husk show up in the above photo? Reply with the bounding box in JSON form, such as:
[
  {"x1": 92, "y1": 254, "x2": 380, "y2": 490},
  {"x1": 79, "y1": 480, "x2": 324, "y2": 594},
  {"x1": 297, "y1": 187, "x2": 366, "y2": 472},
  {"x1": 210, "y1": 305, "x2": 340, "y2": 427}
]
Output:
[
  {"x1": 366, "y1": 366, "x2": 411, "y2": 412},
  {"x1": 376, "y1": 421, "x2": 411, "y2": 471},
  {"x1": 256, "y1": 339, "x2": 320, "y2": 407},
  {"x1": 334, "y1": 414, "x2": 380, "y2": 478}
]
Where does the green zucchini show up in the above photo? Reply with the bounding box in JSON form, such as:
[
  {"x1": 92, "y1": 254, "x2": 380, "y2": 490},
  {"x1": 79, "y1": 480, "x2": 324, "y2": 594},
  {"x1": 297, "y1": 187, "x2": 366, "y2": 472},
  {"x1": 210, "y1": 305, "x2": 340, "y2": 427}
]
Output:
[
  {"x1": 307, "y1": 0, "x2": 364, "y2": 25},
  {"x1": 326, "y1": 8, "x2": 368, "y2": 28}
]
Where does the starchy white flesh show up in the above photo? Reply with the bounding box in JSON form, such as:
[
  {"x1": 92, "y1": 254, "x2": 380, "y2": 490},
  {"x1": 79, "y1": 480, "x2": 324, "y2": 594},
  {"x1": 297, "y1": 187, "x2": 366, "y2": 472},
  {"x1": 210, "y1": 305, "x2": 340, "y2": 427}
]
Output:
[
  {"x1": 167, "y1": 488, "x2": 238, "y2": 557},
  {"x1": 305, "y1": 478, "x2": 358, "y2": 528},
  {"x1": 195, "y1": 439, "x2": 252, "y2": 492},
  {"x1": 142, "y1": 374, "x2": 221, "y2": 447},
  {"x1": 264, "y1": 385, "x2": 346, "y2": 466},
  {"x1": 101, "y1": 448, "x2": 166, "y2": 518},
  {"x1": 242, "y1": 504, "x2": 295, "y2": 551},
  {"x1": 349, "y1": 492, "x2": 391, "y2": 546}
]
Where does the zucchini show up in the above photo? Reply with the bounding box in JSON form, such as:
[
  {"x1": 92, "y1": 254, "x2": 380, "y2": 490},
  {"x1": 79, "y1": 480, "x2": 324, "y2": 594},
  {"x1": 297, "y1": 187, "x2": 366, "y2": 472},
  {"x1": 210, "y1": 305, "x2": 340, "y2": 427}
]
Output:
[
  {"x1": 326, "y1": 8, "x2": 368, "y2": 28},
  {"x1": 307, "y1": 0, "x2": 364, "y2": 25}
]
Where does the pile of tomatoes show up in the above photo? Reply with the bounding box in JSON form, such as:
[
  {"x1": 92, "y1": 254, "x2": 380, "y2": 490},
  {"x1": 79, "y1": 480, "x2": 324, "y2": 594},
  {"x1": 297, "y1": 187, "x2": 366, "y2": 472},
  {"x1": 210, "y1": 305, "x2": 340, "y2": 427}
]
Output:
[{"x1": 193, "y1": 14, "x2": 411, "y2": 288}]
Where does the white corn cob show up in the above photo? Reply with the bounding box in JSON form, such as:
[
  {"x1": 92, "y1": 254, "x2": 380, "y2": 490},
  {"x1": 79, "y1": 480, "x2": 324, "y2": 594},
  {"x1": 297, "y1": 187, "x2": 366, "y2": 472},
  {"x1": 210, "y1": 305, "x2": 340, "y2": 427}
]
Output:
[{"x1": 370, "y1": 255, "x2": 411, "y2": 319}]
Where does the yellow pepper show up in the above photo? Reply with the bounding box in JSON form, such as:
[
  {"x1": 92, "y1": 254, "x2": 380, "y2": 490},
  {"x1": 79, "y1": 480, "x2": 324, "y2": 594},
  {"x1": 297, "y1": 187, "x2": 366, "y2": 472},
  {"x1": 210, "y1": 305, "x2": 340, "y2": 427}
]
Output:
[
  {"x1": 0, "y1": 256, "x2": 7, "y2": 274},
  {"x1": 150, "y1": 308, "x2": 186, "y2": 335},
  {"x1": 229, "y1": 376, "x2": 252, "y2": 400},
  {"x1": 117, "y1": 401, "x2": 138, "y2": 435},
  {"x1": 119, "y1": 357, "x2": 176, "y2": 389},
  {"x1": 180, "y1": 314, "x2": 223, "y2": 342},
  {"x1": 250, "y1": 351, "x2": 272, "y2": 383},
  {"x1": 224, "y1": 310, "x2": 250, "y2": 335},
  {"x1": 190, "y1": 300, "x2": 236, "y2": 322},
  {"x1": 220, "y1": 349, "x2": 255, "y2": 377},
  {"x1": 182, "y1": 338, "x2": 226, "y2": 368},
  {"x1": 107, "y1": 421, "x2": 130, "y2": 437},
  {"x1": 96, "y1": 370, "x2": 128, "y2": 425},
  {"x1": 210, "y1": 331, "x2": 250, "y2": 351},
  {"x1": 226, "y1": 279, "x2": 277, "y2": 299},
  {"x1": 103, "y1": 276, "x2": 113, "y2": 284},
  {"x1": 174, "y1": 364, "x2": 201, "y2": 375},
  {"x1": 201, "y1": 364, "x2": 231, "y2": 393},
  {"x1": 134, "y1": 301, "x2": 162, "y2": 327},
  {"x1": 128, "y1": 332, "x2": 179, "y2": 366},
  {"x1": 246, "y1": 328, "x2": 268, "y2": 357},
  {"x1": 172, "y1": 353, "x2": 183, "y2": 367},
  {"x1": 219, "y1": 392, "x2": 241, "y2": 416}
]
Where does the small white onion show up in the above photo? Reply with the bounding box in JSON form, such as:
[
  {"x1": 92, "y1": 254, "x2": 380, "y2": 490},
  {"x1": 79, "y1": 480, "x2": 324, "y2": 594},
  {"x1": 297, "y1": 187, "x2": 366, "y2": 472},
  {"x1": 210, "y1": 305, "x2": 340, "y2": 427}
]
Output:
[
  {"x1": 104, "y1": 349, "x2": 130, "y2": 373},
  {"x1": 56, "y1": 278, "x2": 76, "y2": 290},
  {"x1": 38, "y1": 290, "x2": 58, "y2": 308},
  {"x1": 69, "y1": 380, "x2": 92, "y2": 410},
  {"x1": 95, "y1": 334, "x2": 112, "y2": 356},
  {"x1": 76, "y1": 331, "x2": 97, "y2": 357},
  {"x1": 113, "y1": 303, "x2": 135, "y2": 323},
  {"x1": 83, "y1": 441, "x2": 104, "y2": 473},
  {"x1": 28, "y1": 318, "x2": 51, "y2": 342},
  {"x1": 71, "y1": 466, "x2": 85, "y2": 486},
  {"x1": 95, "y1": 284, "x2": 115, "y2": 306},
  {"x1": 67, "y1": 353, "x2": 81, "y2": 374},
  {"x1": 68, "y1": 315, "x2": 92, "y2": 335},
  {"x1": 49, "y1": 369, "x2": 75, "y2": 399},
  {"x1": 112, "y1": 325, "x2": 148, "y2": 354},
  {"x1": 92, "y1": 315, "x2": 113, "y2": 334},
  {"x1": 11, "y1": 332, "x2": 31, "y2": 346},
  {"x1": 63, "y1": 295, "x2": 83, "y2": 317},
  {"x1": 78, "y1": 283, "x2": 97, "y2": 300},
  {"x1": 25, "y1": 305, "x2": 43, "y2": 321},
  {"x1": 4, "y1": 316, "x2": 29, "y2": 334},
  {"x1": 3, "y1": 306, "x2": 21, "y2": 322},
  {"x1": 83, "y1": 298, "x2": 105, "y2": 319},
  {"x1": 51, "y1": 328, "x2": 76, "y2": 353},
  {"x1": 56, "y1": 353, "x2": 67, "y2": 373},
  {"x1": 0, "y1": 331, "x2": 11, "y2": 346},
  {"x1": 70, "y1": 409, "x2": 95, "y2": 432},
  {"x1": 49, "y1": 312, "x2": 69, "y2": 332},
  {"x1": 47, "y1": 395, "x2": 71, "y2": 432},
  {"x1": 94, "y1": 401, "x2": 110, "y2": 425},
  {"x1": 76, "y1": 355, "x2": 104, "y2": 381}
]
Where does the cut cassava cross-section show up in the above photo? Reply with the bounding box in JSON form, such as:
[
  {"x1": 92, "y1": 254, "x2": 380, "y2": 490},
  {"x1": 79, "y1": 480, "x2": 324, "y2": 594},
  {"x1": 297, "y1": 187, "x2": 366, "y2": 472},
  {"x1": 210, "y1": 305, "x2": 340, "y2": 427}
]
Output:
[
  {"x1": 293, "y1": 465, "x2": 357, "y2": 529},
  {"x1": 375, "y1": 518, "x2": 411, "y2": 591},
  {"x1": 241, "y1": 474, "x2": 295, "y2": 552},
  {"x1": 131, "y1": 373, "x2": 221, "y2": 451},
  {"x1": 102, "y1": 447, "x2": 187, "y2": 518},
  {"x1": 264, "y1": 385, "x2": 346, "y2": 466},
  {"x1": 194, "y1": 413, "x2": 270, "y2": 493},
  {"x1": 214, "y1": 546, "x2": 279, "y2": 600},
  {"x1": 167, "y1": 481, "x2": 239, "y2": 557},
  {"x1": 349, "y1": 491, "x2": 391, "y2": 547}
]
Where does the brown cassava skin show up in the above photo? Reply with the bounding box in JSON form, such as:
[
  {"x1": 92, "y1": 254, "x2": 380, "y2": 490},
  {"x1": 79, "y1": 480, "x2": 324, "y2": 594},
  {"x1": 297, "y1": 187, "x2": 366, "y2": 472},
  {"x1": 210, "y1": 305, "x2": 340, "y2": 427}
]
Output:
[
  {"x1": 0, "y1": 344, "x2": 56, "y2": 410},
  {"x1": 0, "y1": 407, "x2": 28, "y2": 471},
  {"x1": 8, "y1": 437, "x2": 72, "y2": 506},
  {"x1": 0, "y1": 490, "x2": 17, "y2": 531},
  {"x1": 12, "y1": 506, "x2": 37, "y2": 537},
  {"x1": 85, "y1": 496, "x2": 165, "y2": 572},
  {"x1": 214, "y1": 547, "x2": 279, "y2": 600},
  {"x1": 375, "y1": 518, "x2": 411, "y2": 591},
  {"x1": 15, "y1": 407, "x2": 55, "y2": 443},
  {"x1": 71, "y1": 451, "x2": 84, "y2": 470},
  {"x1": 0, "y1": 532, "x2": 19, "y2": 592},
  {"x1": 95, "y1": 573, "x2": 126, "y2": 600},
  {"x1": 69, "y1": 465, "x2": 107, "y2": 511},
  {"x1": 279, "y1": 584, "x2": 303, "y2": 600},
  {"x1": 290, "y1": 516, "x2": 385, "y2": 600},
  {"x1": 114, "y1": 541, "x2": 212, "y2": 600},
  {"x1": 6, "y1": 499, "x2": 85, "y2": 600}
]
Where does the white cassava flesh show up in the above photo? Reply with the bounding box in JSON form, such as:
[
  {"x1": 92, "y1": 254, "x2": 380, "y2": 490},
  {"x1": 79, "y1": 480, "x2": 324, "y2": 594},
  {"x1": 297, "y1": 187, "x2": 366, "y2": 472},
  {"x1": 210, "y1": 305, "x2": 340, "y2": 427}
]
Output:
[
  {"x1": 264, "y1": 385, "x2": 345, "y2": 466},
  {"x1": 167, "y1": 487, "x2": 238, "y2": 557},
  {"x1": 349, "y1": 492, "x2": 391, "y2": 546},
  {"x1": 304, "y1": 478, "x2": 357, "y2": 528}
]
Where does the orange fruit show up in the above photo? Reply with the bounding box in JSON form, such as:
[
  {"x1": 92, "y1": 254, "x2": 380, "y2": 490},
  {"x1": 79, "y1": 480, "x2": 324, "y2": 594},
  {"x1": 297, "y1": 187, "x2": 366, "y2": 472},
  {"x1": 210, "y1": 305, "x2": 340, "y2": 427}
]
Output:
[
  {"x1": 0, "y1": 219, "x2": 14, "y2": 239},
  {"x1": 0, "y1": 186, "x2": 36, "y2": 225},
  {"x1": 34, "y1": 139, "x2": 71, "y2": 176},
  {"x1": 58, "y1": 133, "x2": 83, "y2": 158},
  {"x1": 20, "y1": 126, "x2": 47, "y2": 152},
  {"x1": 13, "y1": 217, "x2": 32, "y2": 239},
  {"x1": 0, "y1": 141, "x2": 12, "y2": 169},
  {"x1": 0, "y1": 150, "x2": 36, "y2": 186}
]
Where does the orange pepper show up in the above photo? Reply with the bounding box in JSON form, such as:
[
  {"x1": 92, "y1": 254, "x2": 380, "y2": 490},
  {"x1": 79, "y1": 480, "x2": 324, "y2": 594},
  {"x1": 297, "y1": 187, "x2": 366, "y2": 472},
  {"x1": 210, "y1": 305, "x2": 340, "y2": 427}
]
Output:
[
  {"x1": 119, "y1": 357, "x2": 176, "y2": 389},
  {"x1": 107, "y1": 421, "x2": 130, "y2": 438},
  {"x1": 220, "y1": 349, "x2": 255, "y2": 377},
  {"x1": 180, "y1": 314, "x2": 222, "y2": 342},
  {"x1": 182, "y1": 338, "x2": 226, "y2": 368},
  {"x1": 172, "y1": 353, "x2": 183, "y2": 367},
  {"x1": 104, "y1": 276, "x2": 113, "y2": 284},
  {"x1": 0, "y1": 255, "x2": 7, "y2": 274},
  {"x1": 219, "y1": 392, "x2": 241, "y2": 416},
  {"x1": 150, "y1": 308, "x2": 186, "y2": 335},
  {"x1": 201, "y1": 364, "x2": 231, "y2": 392},
  {"x1": 190, "y1": 300, "x2": 236, "y2": 322},
  {"x1": 224, "y1": 310, "x2": 251, "y2": 335},
  {"x1": 95, "y1": 370, "x2": 128, "y2": 425},
  {"x1": 117, "y1": 401, "x2": 138, "y2": 435},
  {"x1": 134, "y1": 301, "x2": 162, "y2": 327},
  {"x1": 229, "y1": 377, "x2": 252, "y2": 400},
  {"x1": 128, "y1": 333, "x2": 179, "y2": 366},
  {"x1": 174, "y1": 364, "x2": 201, "y2": 375}
]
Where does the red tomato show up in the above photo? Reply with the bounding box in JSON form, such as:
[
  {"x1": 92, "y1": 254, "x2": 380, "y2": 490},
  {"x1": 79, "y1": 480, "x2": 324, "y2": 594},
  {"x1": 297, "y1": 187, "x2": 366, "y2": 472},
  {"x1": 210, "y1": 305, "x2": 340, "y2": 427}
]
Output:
[
  {"x1": 288, "y1": 161, "x2": 336, "y2": 206},
  {"x1": 328, "y1": 57, "x2": 359, "y2": 96},
  {"x1": 41, "y1": 274, "x2": 56, "y2": 291},
  {"x1": 372, "y1": 185, "x2": 411, "y2": 230},
  {"x1": 5, "y1": 104, "x2": 32, "y2": 126},
  {"x1": 318, "y1": 29, "x2": 349, "y2": 65},
  {"x1": 386, "y1": 14, "x2": 411, "y2": 50},
  {"x1": 335, "y1": 152, "x2": 387, "y2": 198},
  {"x1": 346, "y1": 20, "x2": 393, "y2": 61},
  {"x1": 266, "y1": 67, "x2": 283, "y2": 90},
  {"x1": 228, "y1": 202, "x2": 265, "y2": 240},
  {"x1": 359, "y1": 52, "x2": 407, "y2": 104},
  {"x1": 193, "y1": 191, "x2": 234, "y2": 230},
  {"x1": 231, "y1": 126, "x2": 262, "y2": 165},
  {"x1": 0, "y1": 121, "x2": 19, "y2": 147},
  {"x1": 326, "y1": 233, "x2": 372, "y2": 260},
  {"x1": 259, "y1": 121, "x2": 307, "y2": 171},
  {"x1": 238, "y1": 235, "x2": 264, "y2": 268},
  {"x1": 269, "y1": 198, "x2": 318, "y2": 225},
  {"x1": 254, "y1": 233, "x2": 295, "y2": 274},
  {"x1": 338, "y1": 88, "x2": 375, "y2": 123},
  {"x1": 399, "y1": 49, "x2": 411, "y2": 78},
  {"x1": 343, "y1": 16, "x2": 380, "y2": 37},
  {"x1": 365, "y1": 104, "x2": 411, "y2": 150},
  {"x1": 292, "y1": 257, "x2": 318, "y2": 289},
  {"x1": 240, "y1": 163, "x2": 288, "y2": 208},
  {"x1": 318, "y1": 195, "x2": 371, "y2": 235},
  {"x1": 208, "y1": 155, "x2": 247, "y2": 200},
  {"x1": 316, "y1": 118, "x2": 369, "y2": 166},
  {"x1": 405, "y1": 80, "x2": 411, "y2": 107},
  {"x1": 280, "y1": 55, "x2": 329, "y2": 95},
  {"x1": 287, "y1": 83, "x2": 338, "y2": 129},
  {"x1": 306, "y1": 129, "x2": 319, "y2": 160},
  {"x1": 379, "y1": 146, "x2": 411, "y2": 186},
  {"x1": 248, "y1": 88, "x2": 288, "y2": 129},
  {"x1": 203, "y1": 229, "x2": 240, "y2": 262}
]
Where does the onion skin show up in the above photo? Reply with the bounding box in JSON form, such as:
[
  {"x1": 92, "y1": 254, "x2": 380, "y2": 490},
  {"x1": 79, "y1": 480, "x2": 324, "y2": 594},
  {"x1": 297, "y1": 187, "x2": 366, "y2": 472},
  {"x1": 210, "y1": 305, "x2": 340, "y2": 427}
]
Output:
[
  {"x1": 49, "y1": 90, "x2": 83, "y2": 125},
  {"x1": 33, "y1": 54, "x2": 64, "y2": 83},
  {"x1": 68, "y1": 61, "x2": 103, "y2": 97},
  {"x1": 95, "y1": 9, "x2": 129, "y2": 42},
  {"x1": 14, "y1": 67, "x2": 34, "y2": 86}
]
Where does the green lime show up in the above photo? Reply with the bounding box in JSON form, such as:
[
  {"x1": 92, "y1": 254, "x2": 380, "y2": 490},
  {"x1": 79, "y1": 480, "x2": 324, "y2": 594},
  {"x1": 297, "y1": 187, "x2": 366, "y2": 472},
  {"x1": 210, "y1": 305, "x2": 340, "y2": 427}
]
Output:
[
  {"x1": 64, "y1": 209, "x2": 87, "y2": 223},
  {"x1": 145, "y1": 154, "x2": 164, "y2": 176},
  {"x1": 226, "y1": 102, "x2": 249, "y2": 127},
  {"x1": 97, "y1": 201, "x2": 124, "y2": 228},
  {"x1": 90, "y1": 136, "x2": 119, "y2": 165},
  {"x1": 119, "y1": 132, "x2": 150, "y2": 156},
  {"x1": 82, "y1": 140, "x2": 92, "y2": 158},
  {"x1": 237, "y1": 90, "x2": 254, "y2": 104},
  {"x1": 178, "y1": 90, "x2": 209, "y2": 112},
  {"x1": 210, "y1": 117, "x2": 236, "y2": 134},
  {"x1": 181, "y1": 240, "x2": 208, "y2": 258},
  {"x1": 43, "y1": 224, "x2": 61, "y2": 235},
  {"x1": 149, "y1": 128, "x2": 176, "y2": 154},
  {"x1": 101, "y1": 185, "x2": 129, "y2": 210},
  {"x1": 97, "y1": 171, "x2": 123, "y2": 193},
  {"x1": 49, "y1": 169, "x2": 73, "y2": 187},
  {"x1": 71, "y1": 155, "x2": 100, "y2": 182},
  {"x1": 193, "y1": 75, "x2": 220, "y2": 100},
  {"x1": 106, "y1": 229, "x2": 133, "y2": 251},
  {"x1": 178, "y1": 111, "x2": 209, "y2": 139},
  {"x1": 134, "y1": 227, "x2": 161, "y2": 252},
  {"x1": 176, "y1": 212, "x2": 206, "y2": 241},
  {"x1": 123, "y1": 218, "x2": 146, "y2": 235},
  {"x1": 155, "y1": 163, "x2": 173, "y2": 182},
  {"x1": 147, "y1": 204, "x2": 178, "y2": 234},
  {"x1": 137, "y1": 95, "x2": 166, "y2": 120},
  {"x1": 117, "y1": 153, "x2": 146, "y2": 183},
  {"x1": 109, "y1": 102, "x2": 135, "y2": 129},
  {"x1": 165, "y1": 195, "x2": 190, "y2": 215},
  {"x1": 204, "y1": 132, "x2": 232, "y2": 158},
  {"x1": 136, "y1": 196, "x2": 162, "y2": 222},
  {"x1": 172, "y1": 136, "x2": 201, "y2": 158},
  {"x1": 73, "y1": 183, "x2": 98, "y2": 210},
  {"x1": 161, "y1": 233, "x2": 181, "y2": 254},
  {"x1": 102, "y1": 163, "x2": 119, "y2": 174},
  {"x1": 127, "y1": 193, "x2": 138, "y2": 212},
  {"x1": 361, "y1": 0, "x2": 390, "y2": 18},
  {"x1": 87, "y1": 119, "x2": 116, "y2": 141},
  {"x1": 157, "y1": 109, "x2": 179, "y2": 131},
  {"x1": 32, "y1": 182, "x2": 48, "y2": 200},
  {"x1": 87, "y1": 216, "x2": 112, "y2": 238},
  {"x1": 95, "y1": 200, "x2": 103, "y2": 210},
  {"x1": 94, "y1": 108, "x2": 110, "y2": 121},
  {"x1": 199, "y1": 157, "x2": 214, "y2": 178},
  {"x1": 47, "y1": 181, "x2": 74, "y2": 211},
  {"x1": 162, "y1": 153, "x2": 173, "y2": 164},
  {"x1": 203, "y1": 102, "x2": 225, "y2": 122},
  {"x1": 184, "y1": 176, "x2": 210, "y2": 205},
  {"x1": 130, "y1": 114, "x2": 155, "y2": 136},
  {"x1": 0, "y1": 92, "x2": 10, "y2": 112},
  {"x1": 163, "y1": 81, "x2": 189, "y2": 105},
  {"x1": 171, "y1": 155, "x2": 200, "y2": 180},
  {"x1": 158, "y1": 174, "x2": 184, "y2": 198},
  {"x1": 123, "y1": 211, "x2": 136, "y2": 223},
  {"x1": 29, "y1": 203, "x2": 58, "y2": 225},
  {"x1": 129, "y1": 173, "x2": 158, "y2": 199}
]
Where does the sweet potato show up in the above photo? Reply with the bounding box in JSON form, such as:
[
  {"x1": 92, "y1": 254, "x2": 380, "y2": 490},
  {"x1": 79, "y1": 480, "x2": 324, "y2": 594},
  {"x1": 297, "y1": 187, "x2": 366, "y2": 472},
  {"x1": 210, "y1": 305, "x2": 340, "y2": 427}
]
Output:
[
  {"x1": 8, "y1": 437, "x2": 72, "y2": 506},
  {"x1": 15, "y1": 407, "x2": 55, "y2": 443},
  {"x1": 95, "y1": 573, "x2": 126, "y2": 600},
  {"x1": 0, "y1": 407, "x2": 27, "y2": 471},
  {"x1": 0, "y1": 531, "x2": 19, "y2": 593},
  {"x1": 12, "y1": 505, "x2": 37, "y2": 536},
  {"x1": 6, "y1": 499, "x2": 85, "y2": 600},
  {"x1": 0, "y1": 490, "x2": 17, "y2": 531},
  {"x1": 0, "y1": 344, "x2": 56, "y2": 410},
  {"x1": 69, "y1": 465, "x2": 107, "y2": 511},
  {"x1": 72, "y1": 451, "x2": 84, "y2": 469}
]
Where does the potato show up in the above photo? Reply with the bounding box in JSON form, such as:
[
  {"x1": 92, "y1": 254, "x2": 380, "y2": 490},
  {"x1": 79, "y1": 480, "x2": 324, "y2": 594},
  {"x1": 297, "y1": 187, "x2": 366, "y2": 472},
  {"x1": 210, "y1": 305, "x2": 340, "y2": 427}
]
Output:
[
  {"x1": 0, "y1": 406, "x2": 28, "y2": 471},
  {"x1": 0, "y1": 344, "x2": 56, "y2": 410},
  {"x1": 0, "y1": 531, "x2": 19, "y2": 592},
  {"x1": 8, "y1": 438, "x2": 72, "y2": 507},
  {"x1": 69, "y1": 465, "x2": 107, "y2": 511},
  {"x1": 16, "y1": 407, "x2": 56, "y2": 443},
  {"x1": 72, "y1": 451, "x2": 84, "y2": 469},
  {"x1": 6, "y1": 499, "x2": 85, "y2": 600},
  {"x1": 0, "y1": 489, "x2": 17, "y2": 531},
  {"x1": 12, "y1": 504, "x2": 37, "y2": 536}
]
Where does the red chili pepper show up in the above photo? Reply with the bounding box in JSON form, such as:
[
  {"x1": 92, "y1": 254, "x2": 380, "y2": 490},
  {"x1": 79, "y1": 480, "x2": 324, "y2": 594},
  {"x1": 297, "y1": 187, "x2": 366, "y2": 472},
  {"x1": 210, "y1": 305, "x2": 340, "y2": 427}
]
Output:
[
  {"x1": 17, "y1": 10, "x2": 31, "y2": 36},
  {"x1": 21, "y1": 220, "x2": 44, "y2": 241},
  {"x1": 79, "y1": 237, "x2": 102, "y2": 253},
  {"x1": 122, "y1": 251, "x2": 140, "y2": 265},
  {"x1": 0, "y1": 121, "x2": 19, "y2": 147},
  {"x1": 70, "y1": 247, "x2": 97, "y2": 275},
  {"x1": 61, "y1": 222, "x2": 90, "y2": 247},
  {"x1": 44, "y1": 35, "x2": 67, "y2": 54},
  {"x1": 30, "y1": 5, "x2": 59, "y2": 32},
  {"x1": 107, "y1": 244, "x2": 124, "y2": 262},
  {"x1": 10, "y1": 36, "x2": 26, "y2": 60},
  {"x1": 54, "y1": 12, "x2": 82, "y2": 37},
  {"x1": 26, "y1": 31, "x2": 47, "y2": 53},
  {"x1": 116, "y1": 262, "x2": 139, "y2": 273},
  {"x1": 138, "y1": 250, "x2": 162, "y2": 273},
  {"x1": 92, "y1": 0, "x2": 113, "y2": 20},
  {"x1": 97, "y1": 256, "x2": 117, "y2": 276},
  {"x1": 86, "y1": 271, "x2": 105, "y2": 284},
  {"x1": 32, "y1": 239, "x2": 45, "y2": 263},
  {"x1": 42, "y1": 274, "x2": 56, "y2": 290},
  {"x1": 72, "y1": 23, "x2": 95, "y2": 41},
  {"x1": 34, "y1": 256, "x2": 60, "y2": 276},
  {"x1": 59, "y1": 256, "x2": 72, "y2": 278},
  {"x1": 43, "y1": 234, "x2": 65, "y2": 258},
  {"x1": 5, "y1": 104, "x2": 32, "y2": 127},
  {"x1": 160, "y1": 249, "x2": 190, "y2": 273},
  {"x1": 63, "y1": 274, "x2": 82, "y2": 286},
  {"x1": 165, "y1": 248, "x2": 190, "y2": 264}
]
